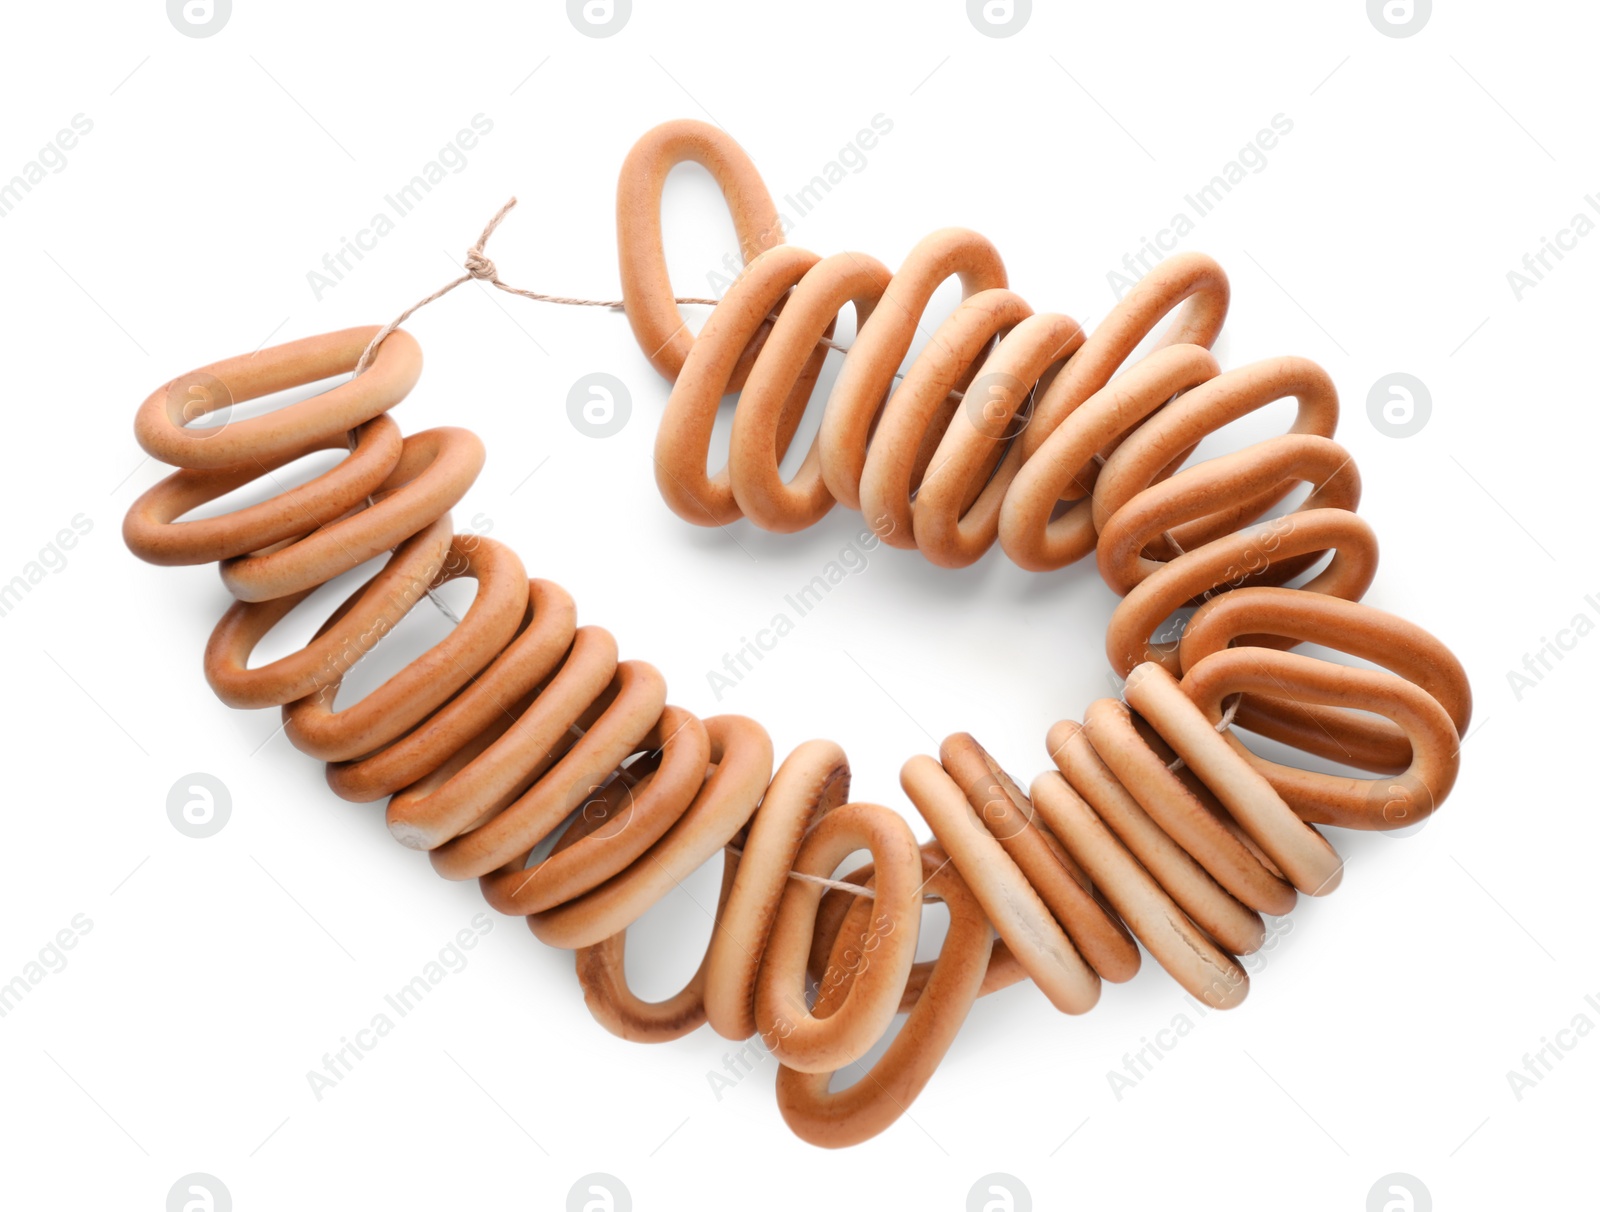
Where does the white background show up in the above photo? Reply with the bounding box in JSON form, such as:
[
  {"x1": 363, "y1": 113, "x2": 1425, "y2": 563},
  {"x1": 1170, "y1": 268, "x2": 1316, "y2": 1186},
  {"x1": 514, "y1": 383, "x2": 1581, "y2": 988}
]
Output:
[{"x1": 1, "y1": 1, "x2": 1595, "y2": 1208}]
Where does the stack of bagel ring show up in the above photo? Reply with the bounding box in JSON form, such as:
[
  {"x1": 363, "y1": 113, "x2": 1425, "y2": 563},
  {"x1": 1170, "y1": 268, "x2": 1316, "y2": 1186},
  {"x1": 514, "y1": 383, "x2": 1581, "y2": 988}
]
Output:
[{"x1": 122, "y1": 119, "x2": 1469, "y2": 1147}]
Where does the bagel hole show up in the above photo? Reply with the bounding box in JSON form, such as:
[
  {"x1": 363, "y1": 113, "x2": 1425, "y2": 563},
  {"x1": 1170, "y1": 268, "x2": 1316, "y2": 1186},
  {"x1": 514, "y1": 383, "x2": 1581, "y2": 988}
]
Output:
[
  {"x1": 1164, "y1": 391, "x2": 1305, "y2": 480},
  {"x1": 781, "y1": 306, "x2": 861, "y2": 483},
  {"x1": 1139, "y1": 605, "x2": 1197, "y2": 667},
  {"x1": 1258, "y1": 476, "x2": 1314, "y2": 521},
  {"x1": 825, "y1": 1012, "x2": 910, "y2": 1094},
  {"x1": 1218, "y1": 636, "x2": 1425, "y2": 781},
  {"x1": 1261, "y1": 546, "x2": 1335, "y2": 593},
  {"x1": 619, "y1": 849, "x2": 726, "y2": 1003},
  {"x1": 800, "y1": 846, "x2": 873, "y2": 1009},
  {"x1": 331, "y1": 575, "x2": 480, "y2": 710},
  {"x1": 660, "y1": 161, "x2": 746, "y2": 339},
  {"x1": 1284, "y1": 639, "x2": 1390, "y2": 677},
  {"x1": 896, "y1": 273, "x2": 967, "y2": 376},
  {"x1": 519, "y1": 757, "x2": 651, "y2": 873},
  {"x1": 820, "y1": 847, "x2": 873, "y2": 884},
  {"x1": 1164, "y1": 542, "x2": 1338, "y2": 607},
  {"x1": 1121, "y1": 308, "x2": 1186, "y2": 370},
  {"x1": 247, "y1": 553, "x2": 386, "y2": 669},
  {"x1": 913, "y1": 897, "x2": 951, "y2": 964},
  {"x1": 522, "y1": 802, "x2": 584, "y2": 869},
  {"x1": 179, "y1": 447, "x2": 349, "y2": 521},
  {"x1": 1227, "y1": 706, "x2": 1408, "y2": 781},
  {"x1": 1007, "y1": 356, "x2": 1058, "y2": 452},
  {"x1": 804, "y1": 843, "x2": 936, "y2": 1021},
  {"x1": 245, "y1": 551, "x2": 480, "y2": 709},
  {"x1": 192, "y1": 370, "x2": 356, "y2": 431}
]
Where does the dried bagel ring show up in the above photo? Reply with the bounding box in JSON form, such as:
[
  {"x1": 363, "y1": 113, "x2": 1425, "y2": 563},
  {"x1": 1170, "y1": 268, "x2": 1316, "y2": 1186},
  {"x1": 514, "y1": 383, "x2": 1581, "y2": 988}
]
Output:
[
  {"x1": 775, "y1": 849, "x2": 992, "y2": 1148},
  {"x1": 133, "y1": 325, "x2": 420, "y2": 470}
]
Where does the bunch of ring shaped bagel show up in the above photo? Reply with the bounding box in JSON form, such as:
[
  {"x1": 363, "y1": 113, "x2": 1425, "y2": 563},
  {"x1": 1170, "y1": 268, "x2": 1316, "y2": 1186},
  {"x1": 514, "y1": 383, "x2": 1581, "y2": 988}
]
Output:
[{"x1": 121, "y1": 119, "x2": 1470, "y2": 1148}]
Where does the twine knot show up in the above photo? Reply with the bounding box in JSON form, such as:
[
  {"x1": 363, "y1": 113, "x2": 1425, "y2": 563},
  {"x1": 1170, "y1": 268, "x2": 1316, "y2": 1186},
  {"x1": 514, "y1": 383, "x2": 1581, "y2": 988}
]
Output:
[
  {"x1": 348, "y1": 196, "x2": 727, "y2": 378},
  {"x1": 462, "y1": 196, "x2": 518, "y2": 283},
  {"x1": 464, "y1": 248, "x2": 499, "y2": 283},
  {"x1": 353, "y1": 196, "x2": 524, "y2": 375}
]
